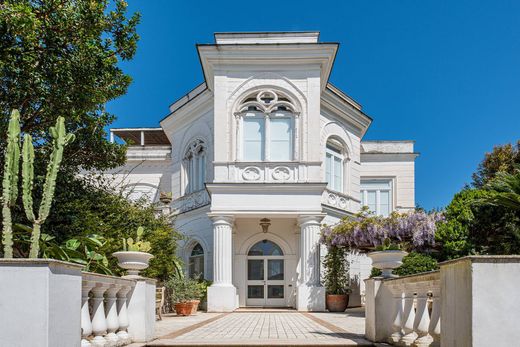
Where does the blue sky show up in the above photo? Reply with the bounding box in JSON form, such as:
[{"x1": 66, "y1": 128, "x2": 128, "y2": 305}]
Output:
[{"x1": 107, "y1": 0, "x2": 520, "y2": 210}]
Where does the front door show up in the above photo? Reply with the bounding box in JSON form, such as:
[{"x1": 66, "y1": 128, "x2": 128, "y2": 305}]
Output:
[{"x1": 246, "y1": 240, "x2": 286, "y2": 307}]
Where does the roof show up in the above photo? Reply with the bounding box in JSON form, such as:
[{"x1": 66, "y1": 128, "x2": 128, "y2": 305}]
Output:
[{"x1": 110, "y1": 128, "x2": 170, "y2": 145}]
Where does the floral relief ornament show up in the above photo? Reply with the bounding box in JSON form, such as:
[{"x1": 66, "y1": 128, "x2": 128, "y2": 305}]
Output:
[
  {"x1": 272, "y1": 167, "x2": 291, "y2": 181},
  {"x1": 242, "y1": 167, "x2": 261, "y2": 181}
]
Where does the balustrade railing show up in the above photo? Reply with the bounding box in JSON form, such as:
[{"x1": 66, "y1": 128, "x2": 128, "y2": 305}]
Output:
[{"x1": 81, "y1": 273, "x2": 136, "y2": 347}]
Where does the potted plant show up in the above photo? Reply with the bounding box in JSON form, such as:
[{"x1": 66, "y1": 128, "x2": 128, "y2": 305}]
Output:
[
  {"x1": 321, "y1": 209, "x2": 444, "y2": 278},
  {"x1": 166, "y1": 276, "x2": 201, "y2": 316},
  {"x1": 323, "y1": 245, "x2": 352, "y2": 312},
  {"x1": 113, "y1": 226, "x2": 154, "y2": 277}
]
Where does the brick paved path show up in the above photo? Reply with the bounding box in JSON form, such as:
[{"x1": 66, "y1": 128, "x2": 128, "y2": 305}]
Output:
[{"x1": 147, "y1": 311, "x2": 373, "y2": 346}]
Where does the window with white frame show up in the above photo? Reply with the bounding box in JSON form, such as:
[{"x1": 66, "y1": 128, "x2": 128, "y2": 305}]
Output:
[
  {"x1": 237, "y1": 90, "x2": 297, "y2": 161},
  {"x1": 360, "y1": 179, "x2": 393, "y2": 216},
  {"x1": 325, "y1": 140, "x2": 344, "y2": 192},
  {"x1": 184, "y1": 139, "x2": 206, "y2": 194},
  {"x1": 188, "y1": 243, "x2": 204, "y2": 279}
]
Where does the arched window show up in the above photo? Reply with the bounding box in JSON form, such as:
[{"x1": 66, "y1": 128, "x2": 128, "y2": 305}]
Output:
[
  {"x1": 189, "y1": 243, "x2": 204, "y2": 279},
  {"x1": 184, "y1": 139, "x2": 206, "y2": 194},
  {"x1": 248, "y1": 240, "x2": 284, "y2": 256},
  {"x1": 325, "y1": 138, "x2": 344, "y2": 192},
  {"x1": 236, "y1": 90, "x2": 298, "y2": 162}
]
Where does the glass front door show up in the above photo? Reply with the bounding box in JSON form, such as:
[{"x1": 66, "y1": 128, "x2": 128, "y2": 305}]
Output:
[{"x1": 246, "y1": 240, "x2": 286, "y2": 307}]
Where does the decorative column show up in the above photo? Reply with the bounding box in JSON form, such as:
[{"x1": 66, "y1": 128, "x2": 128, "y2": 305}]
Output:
[
  {"x1": 81, "y1": 281, "x2": 95, "y2": 347},
  {"x1": 296, "y1": 215, "x2": 325, "y2": 311},
  {"x1": 429, "y1": 282, "x2": 441, "y2": 347},
  {"x1": 104, "y1": 284, "x2": 121, "y2": 345},
  {"x1": 90, "y1": 283, "x2": 110, "y2": 346},
  {"x1": 207, "y1": 215, "x2": 237, "y2": 312},
  {"x1": 387, "y1": 284, "x2": 404, "y2": 344},
  {"x1": 399, "y1": 286, "x2": 418, "y2": 346},
  {"x1": 116, "y1": 285, "x2": 132, "y2": 344}
]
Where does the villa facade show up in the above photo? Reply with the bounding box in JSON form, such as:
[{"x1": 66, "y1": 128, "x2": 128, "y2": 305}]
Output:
[{"x1": 108, "y1": 32, "x2": 418, "y2": 312}]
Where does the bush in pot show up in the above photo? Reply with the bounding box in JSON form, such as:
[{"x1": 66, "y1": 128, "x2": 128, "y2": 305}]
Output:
[
  {"x1": 166, "y1": 276, "x2": 202, "y2": 316},
  {"x1": 323, "y1": 245, "x2": 351, "y2": 312}
]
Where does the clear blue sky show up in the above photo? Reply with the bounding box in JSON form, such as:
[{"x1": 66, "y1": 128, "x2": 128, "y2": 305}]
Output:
[{"x1": 107, "y1": 0, "x2": 520, "y2": 210}]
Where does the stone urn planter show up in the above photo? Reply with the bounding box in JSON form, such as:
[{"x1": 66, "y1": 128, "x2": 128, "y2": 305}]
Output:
[
  {"x1": 326, "y1": 294, "x2": 349, "y2": 312},
  {"x1": 368, "y1": 250, "x2": 408, "y2": 278},
  {"x1": 175, "y1": 302, "x2": 194, "y2": 316},
  {"x1": 112, "y1": 251, "x2": 154, "y2": 277}
]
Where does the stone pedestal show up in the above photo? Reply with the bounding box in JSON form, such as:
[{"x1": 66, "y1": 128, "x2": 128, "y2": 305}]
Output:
[
  {"x1": 0, "y1": 259, "x2": 83, "y2": 347},
  {"x1": 207, "y1": 215, "x2": 237, "y2": 312},
  {"x1": 127, "y1": 278, "x2": 156, "y2": 342},
  {"x1": 296, "y1": 215, "x2": 325, "y2": 311}
]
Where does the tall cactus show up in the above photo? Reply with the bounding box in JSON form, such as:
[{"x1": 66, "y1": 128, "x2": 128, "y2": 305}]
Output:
[
  {"x1": 1, "y1": 110, "x2": 21, "y2": 258},
  {"x1": 24, "y1": 117, "x2": 74, "y2": 258}
]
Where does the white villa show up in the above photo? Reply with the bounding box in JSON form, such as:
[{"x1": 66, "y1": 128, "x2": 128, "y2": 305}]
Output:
[{"x1": 108, "y1": 31, "x2": 418, "y2": 312}]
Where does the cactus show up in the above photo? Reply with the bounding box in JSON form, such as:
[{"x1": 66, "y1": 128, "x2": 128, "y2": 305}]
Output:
[
  {"x1": 123, "y1": 226, "x2": 152, "y2": 252},
  {"x1": 1, "y1": 110, "x2": 21, "y2": 258},
  {"x1": 24, "y1": 117, "x2": 74, "y2": 258}
]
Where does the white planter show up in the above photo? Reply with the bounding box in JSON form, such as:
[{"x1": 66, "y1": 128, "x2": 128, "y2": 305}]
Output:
[
  {"x1": 368, "y1": 250, "x2": 408, "y2": 278},
  {"x1": 113, "y1": 251, "x2": 154, "y2": 277}
]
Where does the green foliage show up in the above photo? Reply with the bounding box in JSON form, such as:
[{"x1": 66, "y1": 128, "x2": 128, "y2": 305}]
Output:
[
  {"x1": 323, "y1": 246, "x2": 351, "y2": 295},
  {"x1": 371, "y1": 252, "x2": 439, "y2": 277},
  {"x1": 166, "y1": 276, "x2": 202, "y2": 304},
  {"x1": 479, "y1": 167, "x2": 520, "y2": 212},
  {"x1": 0, "y1": 0, "x2": 140, "y2": 172},
  {"x1": 123, "y1": 226, "x2": 152, "y2": 252},
  {"x1": 472, "y1": 141, "x2": 520, "y2": 188},
  {"x1": 1, "y1": 110, "x2": 20, "y2": 257}
]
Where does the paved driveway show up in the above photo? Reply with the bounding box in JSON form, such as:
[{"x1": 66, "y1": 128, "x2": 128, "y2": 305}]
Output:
[{"x1": 144, "y1": 309, "x2": 373, "y2": 346}]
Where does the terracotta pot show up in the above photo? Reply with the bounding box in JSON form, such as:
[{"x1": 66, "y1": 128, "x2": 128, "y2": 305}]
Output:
[
  {"x1": 326, "y1": 294, "x2": 349, "y2": 312},
  {"x1": 175, "y1": 302, "x2": 194, "y2": 316},
  {"x1": 368, "y1": 250, "x2": 408, "y2": 278},
  {"x1": 189, "y1": 299, "x2": 200, "y2": 314}
]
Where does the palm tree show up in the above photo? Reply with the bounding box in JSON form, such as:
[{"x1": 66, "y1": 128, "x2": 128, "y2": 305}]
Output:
[{"x1": 480, "y1": 166, "x2": 520, "y2": 211}]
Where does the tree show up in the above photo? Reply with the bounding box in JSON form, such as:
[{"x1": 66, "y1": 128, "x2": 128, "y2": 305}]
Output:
[
  {"x1": 0, "y1": 0, "x2": 140, "y2": 172},
  {"x1": 472, "y1": 141, "x2": 520, "y2": 188},
  {"x1": 480, "y1": 167, "x2": 520, "y2": 212}
]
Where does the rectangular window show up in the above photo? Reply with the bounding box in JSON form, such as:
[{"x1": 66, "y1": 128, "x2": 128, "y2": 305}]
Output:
[
  {"x1": 325, "y1": 144, "x2": 343, "y2": 193},
  {"x1": 243, "y1": 115, "x2": 265, "y2": 161},
  {"x1": 325, "y1": 153, "x2": 332, "y2": 189},
  {"x1": 269, "y1": 117, "x2": 292, "y2": 161},
  {"x1": 361, "y1": 179, "x2": 393, "y2": 216}
]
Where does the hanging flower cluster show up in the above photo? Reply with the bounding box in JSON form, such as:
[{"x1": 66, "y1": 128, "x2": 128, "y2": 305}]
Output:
[{"x1": 320, "y1": 208, "x2": 445, "y2": 252}]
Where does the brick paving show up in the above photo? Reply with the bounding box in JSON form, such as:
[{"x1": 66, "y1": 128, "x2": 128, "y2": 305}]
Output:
[{"x1": 146, "y1": 310, "x2": 373, "y2": 346}]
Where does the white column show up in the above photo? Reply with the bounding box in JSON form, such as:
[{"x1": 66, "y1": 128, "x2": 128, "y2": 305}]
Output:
[
  {"x1": 104, "y1": 284, "x2": 120, "y2": 345},
  {"x1": 81, "y1": 282, "x2": 95, "y2": 347},
  {"x1": 116, "y1": 285, "x2": 132, "y2": 344},
  {"x1": 429, "y1": 284, "x2": 441, "y2": 347},
  {"x1": 91, "y1": 283, "x2": 110, "y2": 347},
  {"x1": 387, "y1": 284, "x2": 404, "y2": 344},
  {"x1": 399, "y1": 287, "x2": 418, "y2": 346},
  {"x1": 296, "y1": 215, "x2": 325, "y2": 311},
  {"x1": 207, "y1": 215, "x2": 237, "y2": 312}
]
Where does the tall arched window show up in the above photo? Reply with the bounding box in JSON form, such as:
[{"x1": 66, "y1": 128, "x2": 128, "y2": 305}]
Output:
[
  {"x1": 325, "y1": 138, "x2": 345, "y2": 192},
  {"x1": 184, "y1": 139, "x2": 206, "y2": 194},
  {"x1": 236, "y1": 90, "x2": 298, "y2": 162},
  {"x1": 189, "y1": 243, "x2": 204, "y2": 279}
]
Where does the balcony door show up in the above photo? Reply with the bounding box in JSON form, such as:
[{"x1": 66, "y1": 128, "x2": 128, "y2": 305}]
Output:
[{"x1": 246, "y1": 240, "x2": 286, "y2": 307}]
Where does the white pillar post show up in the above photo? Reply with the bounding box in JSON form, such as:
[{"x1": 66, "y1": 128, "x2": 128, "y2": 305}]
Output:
[
  {"x1": 116, "y1": 285, "x2": 132, "y2": 344},
  {"x1": 414, "y1": 283, "x2": 434, "y2": 347},
  {"x1": 296, "y1": 214, "x2": 325, "y2": 311},
  {"x1": 387, "y1": 284, "x2": 404, "y2": 344},
  {"x1": 90, "y1": 283, "x2": 110, "y2": 347},
  {"x1": 399, "y1": 287, "x2": 418, "y2": 346},
  {"x1": 140, "y1": 131, "x2": 145, "y2": 146},
  {"x1": 207, "y1": 215, "x2": 237, "y2": 312},
  {"x1": 429, "y1": 283, "x2": 441, "y2": 347},
  {"x1": 81, "y1": 281, "x2": 95, "y2": 347},
  {"x1": 104, "y1": 284, "x2": 121, "y2": 345}
]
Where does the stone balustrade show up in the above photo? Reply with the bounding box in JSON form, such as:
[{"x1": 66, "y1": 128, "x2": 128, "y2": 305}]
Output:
[{"x1": 365, "y1": 256, "x2": 520, "y2": 347}]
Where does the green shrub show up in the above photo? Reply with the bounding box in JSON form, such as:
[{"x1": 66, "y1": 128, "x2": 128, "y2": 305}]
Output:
[
  {"x1": 323, "y1": 245, "x2": 351, "y2": 295},
  {"x1": 166, "y1": 276, "x2": 202, "y2": 304},
  {"x1": 370, "y1": 252, "x2": 439, "y2": 277}
]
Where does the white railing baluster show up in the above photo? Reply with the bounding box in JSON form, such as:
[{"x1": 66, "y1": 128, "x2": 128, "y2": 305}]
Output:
[
  {"x1": 387, "y1": 284, "x2": 404, "y2": 344},
  {"x1": 116, "y1": 285, "x2": 132, "y2": 344},
  {"x1": 414, "y1": 283, "x2": 433, "y2": 347},
  {"x1": 105, "y1": 284, "x2": 121, "y2": 346},
  {"x1": 91, "y1": 283, "x2": 110, "y2": 346},
  {"x1": 429, "y1": 283, "x2": 441, "y2": 347},
  {"x1": 399, "y1": 288, "x2": 418, "y2": 346},
  {"x1": 81, "y1": 282, "x2": 95, "y2": 347}
]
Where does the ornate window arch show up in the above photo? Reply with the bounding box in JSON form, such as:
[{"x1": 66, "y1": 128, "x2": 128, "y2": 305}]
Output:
[
  {"x1": 183, "y1": 138, "x2": 207, "y2": 194},
  {"x1": 188, "y1": 242, "x2": 205, "y2": 279},
  {"x1": 234, "y1": 89, "x2": 300, "y2": 162},
  {"x1": 325, "y1": 136, "x2": 349, "y2": 193}
]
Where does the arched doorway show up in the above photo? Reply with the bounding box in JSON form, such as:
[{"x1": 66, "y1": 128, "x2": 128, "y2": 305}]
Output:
[{"x1": 246, "y1": 239, "x2": 286, "y2": 307}]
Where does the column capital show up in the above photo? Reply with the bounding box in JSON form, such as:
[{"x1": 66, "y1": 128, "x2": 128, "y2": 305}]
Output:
[
  {"x1": 208, "y1": 214, "x2": 235, "y2": 226},
  {"x1": 298, "y1": 214, "x2": 326, "y2": 227}
]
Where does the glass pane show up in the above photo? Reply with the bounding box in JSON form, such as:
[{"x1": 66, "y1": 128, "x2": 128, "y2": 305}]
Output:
[
  {"x1": 367, "y1": 191, "x2": 377, "y2": 213},
  {"x1": 269, "y1": 118, "x2": 292, "y2": 161},
  {"x1": 248, "y1": 259, "x2": 264, "y2": 280},
  {"x1": 267, "y1": 285, "x2": 284, "y2": 299},
  {"x1": 243, "y1": 117, "x2": 265, "y2": 161},
  {"x1": 189, "y1": 255, "x2": 204, "y2": 279},
  {"x1": 379, "y1": 190, "x2": 390, "y2": 216},
  {"x1": 248, "y1": 285, "x2": 264, "y2": 299},
  {"x1": 325, "y1": 153, "x2": 332, "y2": 189},
  {"x1": 333, "y1": 156, "x2": 342, "y2": 192},
  {"x1": 248, "y1": 240, "x2": 284, "y2": 256},
  {"x1": 191, "y1": 243, "x2": 204, "y2": 256},
  {"x1": 268, "y1": 260, "x2": 284, "y2": 280}
]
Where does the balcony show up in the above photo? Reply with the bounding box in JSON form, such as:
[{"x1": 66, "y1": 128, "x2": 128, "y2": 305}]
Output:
[{"x1": 321, "y1": 188, "x2": 359, "y2": 214}]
